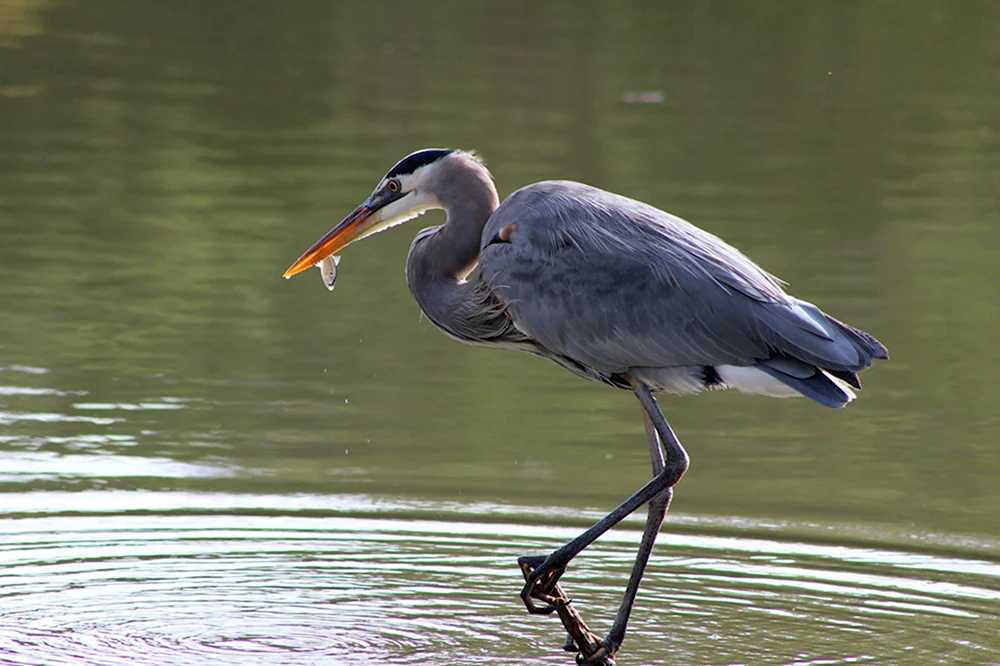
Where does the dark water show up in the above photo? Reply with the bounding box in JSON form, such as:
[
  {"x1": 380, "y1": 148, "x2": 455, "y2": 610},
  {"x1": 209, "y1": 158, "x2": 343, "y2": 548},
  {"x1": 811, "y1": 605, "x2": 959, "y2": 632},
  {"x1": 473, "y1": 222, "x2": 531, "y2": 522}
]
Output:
[{"x1": 2, "y1": 1, "x2": 999, "y2": 664}]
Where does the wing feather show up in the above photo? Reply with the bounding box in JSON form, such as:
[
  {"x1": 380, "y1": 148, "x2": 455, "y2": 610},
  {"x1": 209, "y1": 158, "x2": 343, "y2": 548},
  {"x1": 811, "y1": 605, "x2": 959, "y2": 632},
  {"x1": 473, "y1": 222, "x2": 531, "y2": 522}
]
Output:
[{"x1": 479, "y1": 181, "x2": 882, "y2": 375}]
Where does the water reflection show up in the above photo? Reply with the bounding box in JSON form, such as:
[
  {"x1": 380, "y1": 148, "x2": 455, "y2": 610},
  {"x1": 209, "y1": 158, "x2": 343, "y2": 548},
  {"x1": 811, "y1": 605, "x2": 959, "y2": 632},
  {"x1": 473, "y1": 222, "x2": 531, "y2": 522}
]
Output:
[
  {"x1": 1, "y1": 504, "x2": 998, "y2": 666},
  {"x1": 0, "y1": 452, "x2": 234, "y2": 480},
  {"x1": 2, "y1": 1, "x2": 1000, "y2": 664}
]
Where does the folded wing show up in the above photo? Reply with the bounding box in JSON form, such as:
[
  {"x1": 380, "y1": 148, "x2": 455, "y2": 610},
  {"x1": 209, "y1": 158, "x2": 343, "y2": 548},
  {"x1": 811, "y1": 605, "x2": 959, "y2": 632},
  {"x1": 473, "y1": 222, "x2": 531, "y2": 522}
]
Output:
[{"x1": 479, "y1": 181, "x2": 887, "y2": 407}]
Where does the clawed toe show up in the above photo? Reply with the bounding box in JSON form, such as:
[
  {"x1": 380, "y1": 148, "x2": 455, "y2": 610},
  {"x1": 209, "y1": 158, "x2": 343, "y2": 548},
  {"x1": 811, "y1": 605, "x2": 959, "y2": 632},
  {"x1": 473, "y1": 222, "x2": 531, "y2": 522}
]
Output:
[
  {"x1": 517, "y1": 555, "x2": 615, "y2": 664},
  {"x1": 576, "y1": 644, "x2": 616, "y2": 666},
  {"x1": 517, "y1": 555, "x2": 568, "y2": 614}
]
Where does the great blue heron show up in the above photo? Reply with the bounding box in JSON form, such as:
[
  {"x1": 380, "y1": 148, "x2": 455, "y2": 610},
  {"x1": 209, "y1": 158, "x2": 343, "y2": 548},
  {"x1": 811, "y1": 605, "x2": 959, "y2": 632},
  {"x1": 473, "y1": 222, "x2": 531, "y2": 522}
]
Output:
[{"x1": 283, "y1": 149, "x2": 888, "y2": 665}]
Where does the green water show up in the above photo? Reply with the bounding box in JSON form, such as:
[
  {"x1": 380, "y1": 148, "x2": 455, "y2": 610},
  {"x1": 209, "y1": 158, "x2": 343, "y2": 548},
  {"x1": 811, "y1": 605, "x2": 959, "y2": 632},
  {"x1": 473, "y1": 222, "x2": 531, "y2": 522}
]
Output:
[{"x1": 1, "y1": 2, "x2": 999, "y2": 664}]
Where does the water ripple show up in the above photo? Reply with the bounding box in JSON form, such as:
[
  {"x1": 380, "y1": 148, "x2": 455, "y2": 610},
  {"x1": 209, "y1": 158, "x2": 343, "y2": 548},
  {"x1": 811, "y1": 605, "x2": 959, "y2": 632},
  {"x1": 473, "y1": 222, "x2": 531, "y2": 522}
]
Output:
[{"x1": 1, "y1": 498, "x2": 997, "y2": 665}]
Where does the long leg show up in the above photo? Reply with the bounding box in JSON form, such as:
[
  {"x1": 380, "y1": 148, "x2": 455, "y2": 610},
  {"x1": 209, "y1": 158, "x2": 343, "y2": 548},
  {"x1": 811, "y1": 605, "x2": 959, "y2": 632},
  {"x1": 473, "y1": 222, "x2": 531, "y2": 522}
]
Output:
[
  {"x1": 519, "y1": 380, "x2": 688, "y2": 662},
  {"x1": 559, "y1": 406, "x2": 674, "y2": 661},
  {"x1": 581, "y1": 394, "x2": 677, "y2": 663}
]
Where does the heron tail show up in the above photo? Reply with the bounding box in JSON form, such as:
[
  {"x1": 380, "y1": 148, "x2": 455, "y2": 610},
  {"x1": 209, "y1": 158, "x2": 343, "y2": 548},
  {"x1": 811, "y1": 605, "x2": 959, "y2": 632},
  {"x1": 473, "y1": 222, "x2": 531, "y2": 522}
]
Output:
[
  {"x1": 752, "y1": 303, "x2": 888, "y2": 408},
  {"x1": 755, "y1": 358, "x2": 857, "y2": 408}
]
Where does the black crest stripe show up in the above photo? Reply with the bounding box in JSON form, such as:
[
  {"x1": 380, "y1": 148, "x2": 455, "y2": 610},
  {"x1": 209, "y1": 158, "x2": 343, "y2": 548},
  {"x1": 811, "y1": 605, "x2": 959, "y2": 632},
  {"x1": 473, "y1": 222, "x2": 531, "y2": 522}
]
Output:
[{"x1": 386, "y1": 149, "x2": 453, "y2": 178}]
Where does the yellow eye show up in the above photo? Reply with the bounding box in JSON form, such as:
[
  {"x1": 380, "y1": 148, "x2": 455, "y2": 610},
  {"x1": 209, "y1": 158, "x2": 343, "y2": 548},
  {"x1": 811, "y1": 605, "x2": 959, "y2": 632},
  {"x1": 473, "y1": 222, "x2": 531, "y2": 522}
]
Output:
[{"x1": 387, "y1": 180, "x2": 400, "y2": 193}]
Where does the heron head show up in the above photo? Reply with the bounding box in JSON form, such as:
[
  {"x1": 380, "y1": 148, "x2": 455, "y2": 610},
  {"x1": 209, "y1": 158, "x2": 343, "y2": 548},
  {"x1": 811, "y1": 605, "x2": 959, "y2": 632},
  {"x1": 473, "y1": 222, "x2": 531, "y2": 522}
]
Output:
[{"x1": 282, "y1": 148, "x2": 454, "y2": 279}]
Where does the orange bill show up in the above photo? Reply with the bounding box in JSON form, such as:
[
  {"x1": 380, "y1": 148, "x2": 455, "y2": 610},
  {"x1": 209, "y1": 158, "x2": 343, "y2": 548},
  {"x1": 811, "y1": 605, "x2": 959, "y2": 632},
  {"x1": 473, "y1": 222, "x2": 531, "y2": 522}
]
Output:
[{"x1": 282, "y1": 204, "x2": 372, "y2": 279}]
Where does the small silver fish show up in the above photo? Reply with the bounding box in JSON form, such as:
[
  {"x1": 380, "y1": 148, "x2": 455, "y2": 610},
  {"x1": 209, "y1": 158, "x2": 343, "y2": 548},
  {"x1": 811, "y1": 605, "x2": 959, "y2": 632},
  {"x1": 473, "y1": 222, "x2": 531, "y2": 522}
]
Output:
[{"x1": 317, "y1": 255, "x2": 341, "y2": 291}]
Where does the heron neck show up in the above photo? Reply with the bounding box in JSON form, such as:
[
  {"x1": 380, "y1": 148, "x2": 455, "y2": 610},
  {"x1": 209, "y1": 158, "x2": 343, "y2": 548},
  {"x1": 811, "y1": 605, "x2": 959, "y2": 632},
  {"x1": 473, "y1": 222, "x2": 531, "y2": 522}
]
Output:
[
  {"x1": 434, "y1": 195, "x2": 497, "y2": 277},
  {"x1": 410, "y1": 165, "x2": 499, "y2": 282},
  {"x1": 405, "y1": 171, "x2": 500, "y2": 340}
]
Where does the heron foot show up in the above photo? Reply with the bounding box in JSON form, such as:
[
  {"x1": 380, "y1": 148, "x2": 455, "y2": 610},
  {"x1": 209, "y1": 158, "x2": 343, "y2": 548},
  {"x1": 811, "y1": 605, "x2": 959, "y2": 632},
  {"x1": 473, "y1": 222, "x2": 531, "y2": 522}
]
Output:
[
  {"x1": 518, "y1": 555, "x2": 610, "y2": 663},
  {"x1": 576, "y1": 644, "x2": 617, "y2": 666},
  {"x1": 517, "y1": 555, "x2": 568, "y2": 614}
]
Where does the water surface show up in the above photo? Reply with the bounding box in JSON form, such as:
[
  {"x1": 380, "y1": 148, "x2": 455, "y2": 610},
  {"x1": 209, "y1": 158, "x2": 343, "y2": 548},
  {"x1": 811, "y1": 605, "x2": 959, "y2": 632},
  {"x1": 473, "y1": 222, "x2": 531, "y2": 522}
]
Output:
[{"x1": 2, "y1": 1, "x2": 999, "y2": 664}]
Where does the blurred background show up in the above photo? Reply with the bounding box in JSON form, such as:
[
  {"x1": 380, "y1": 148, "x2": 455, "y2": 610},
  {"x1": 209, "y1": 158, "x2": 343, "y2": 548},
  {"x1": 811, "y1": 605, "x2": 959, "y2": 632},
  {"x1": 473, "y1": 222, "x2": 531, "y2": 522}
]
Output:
[{"x1": 1, "y1": 2, "x2": 998, "y2": 665}]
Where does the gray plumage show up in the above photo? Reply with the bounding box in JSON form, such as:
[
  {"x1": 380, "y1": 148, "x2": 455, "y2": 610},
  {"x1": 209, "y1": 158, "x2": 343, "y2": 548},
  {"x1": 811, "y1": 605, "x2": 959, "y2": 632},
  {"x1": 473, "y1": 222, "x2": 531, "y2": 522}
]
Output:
[
  {"x1": 404, "y1": 152, "x2": 886, "y2": 408},
  {"x1": 285, "y1": 148, "x2": 888, "y2": 664}
]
